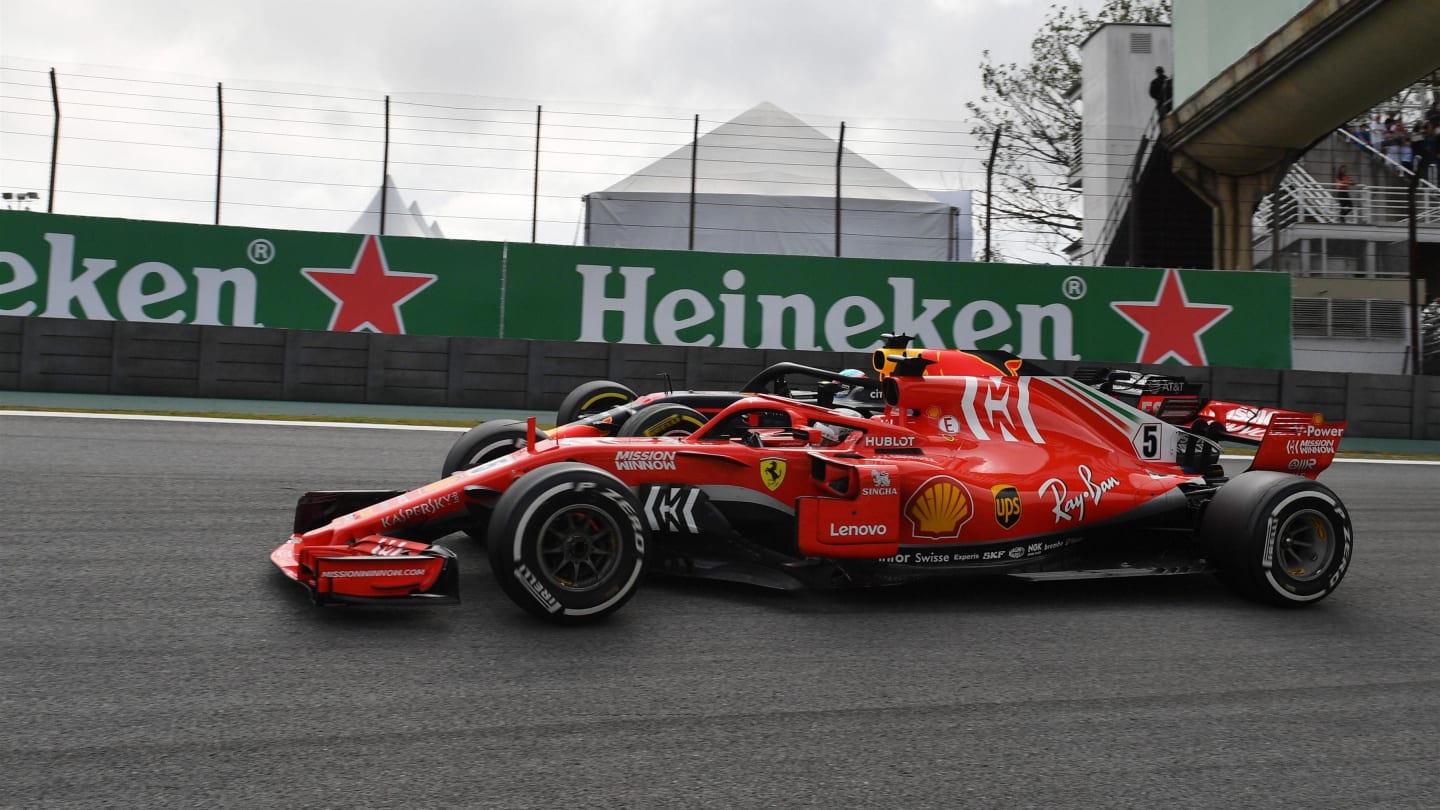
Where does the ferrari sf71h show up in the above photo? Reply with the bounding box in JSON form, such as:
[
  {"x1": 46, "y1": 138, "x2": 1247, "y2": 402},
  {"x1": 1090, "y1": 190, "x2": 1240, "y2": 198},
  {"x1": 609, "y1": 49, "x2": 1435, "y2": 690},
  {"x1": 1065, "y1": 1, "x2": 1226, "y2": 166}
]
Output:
[{"x1": 272, "y1": 356, "x2": 1352, "y2": 623}]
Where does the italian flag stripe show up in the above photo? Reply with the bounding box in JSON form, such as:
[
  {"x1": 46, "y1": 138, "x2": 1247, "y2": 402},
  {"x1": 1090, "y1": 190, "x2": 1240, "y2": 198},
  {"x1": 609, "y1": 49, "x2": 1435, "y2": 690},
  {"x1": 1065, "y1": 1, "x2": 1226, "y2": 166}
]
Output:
[{"x1": 1043, "y1": 378, "x2": 1134, "y2": 436}]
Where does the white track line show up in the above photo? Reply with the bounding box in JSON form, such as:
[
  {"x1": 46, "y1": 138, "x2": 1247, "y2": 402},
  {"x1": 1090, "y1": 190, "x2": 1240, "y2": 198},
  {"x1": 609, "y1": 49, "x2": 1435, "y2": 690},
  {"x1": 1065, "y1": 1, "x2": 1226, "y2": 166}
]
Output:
[
  {"x1": 1221, "y1": 455, "x2": 1440, "y2": 466},
  {"x1": 4, "y1": 409, "x2": 1438, "y2": 465},
  {"x1": 0, "y1": 409, "x2": 466, "y2": 432}
]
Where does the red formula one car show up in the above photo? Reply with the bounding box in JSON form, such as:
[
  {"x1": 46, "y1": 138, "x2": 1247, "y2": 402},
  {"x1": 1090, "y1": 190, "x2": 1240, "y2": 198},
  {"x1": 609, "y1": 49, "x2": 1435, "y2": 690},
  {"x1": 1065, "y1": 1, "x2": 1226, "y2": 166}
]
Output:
[{"x1": 273, "y1": 357, "x2": 1353, "y2": 622}]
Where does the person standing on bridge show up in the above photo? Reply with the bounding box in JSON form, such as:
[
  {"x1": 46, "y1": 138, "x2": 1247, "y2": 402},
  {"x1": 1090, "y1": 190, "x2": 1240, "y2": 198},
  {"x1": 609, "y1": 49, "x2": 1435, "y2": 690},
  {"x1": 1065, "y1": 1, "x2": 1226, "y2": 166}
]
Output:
[
  {"x1": 1335, "y1": 166, "x2": 1354, "y2": 222},
  {"x1": 1149, "y1": 67, "x2": 1173, "y2": 116}
]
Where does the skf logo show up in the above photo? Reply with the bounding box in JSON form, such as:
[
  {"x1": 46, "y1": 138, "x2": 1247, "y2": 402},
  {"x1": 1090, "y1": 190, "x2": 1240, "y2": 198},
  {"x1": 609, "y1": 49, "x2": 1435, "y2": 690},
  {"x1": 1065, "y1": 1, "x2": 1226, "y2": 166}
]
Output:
[
  {"x1": 992, "y1": 485, "x2": 1021, "y2": 530},
  {"x1": 904, "y1": 476, "x2": 974, "y2": 540},
  {"x1": 760, "y1": 458, "x2": 787, "y2": 491}
]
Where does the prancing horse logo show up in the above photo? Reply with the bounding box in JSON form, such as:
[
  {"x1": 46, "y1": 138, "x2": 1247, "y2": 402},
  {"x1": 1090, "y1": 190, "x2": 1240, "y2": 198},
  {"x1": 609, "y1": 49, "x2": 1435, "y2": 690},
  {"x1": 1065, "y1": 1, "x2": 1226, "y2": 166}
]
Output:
[{"x1": 760, "y1": 458, "x2": 787, "y2": 491}]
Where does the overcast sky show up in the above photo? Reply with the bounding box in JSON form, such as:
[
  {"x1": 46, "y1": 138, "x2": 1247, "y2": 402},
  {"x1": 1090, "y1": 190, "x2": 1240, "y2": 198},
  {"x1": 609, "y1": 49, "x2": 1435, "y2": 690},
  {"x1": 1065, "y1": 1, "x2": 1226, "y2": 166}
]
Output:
[
  {"x1": 0, "y1": 0, "x2": 1107, "y2": 253},
  {"x1": 1, "y1": 0, "x2": 1102, "y2": 119}
]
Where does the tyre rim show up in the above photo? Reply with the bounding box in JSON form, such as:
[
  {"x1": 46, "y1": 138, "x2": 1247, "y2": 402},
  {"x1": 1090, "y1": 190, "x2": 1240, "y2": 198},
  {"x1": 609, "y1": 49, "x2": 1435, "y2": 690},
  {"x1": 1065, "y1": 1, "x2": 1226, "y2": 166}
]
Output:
[
  {"x1": 536, "y1": 506, "x2": 622, "y2": 591},
  {"x1": 1275, "y1": 508, "x2": 1336, "y2": 583}
]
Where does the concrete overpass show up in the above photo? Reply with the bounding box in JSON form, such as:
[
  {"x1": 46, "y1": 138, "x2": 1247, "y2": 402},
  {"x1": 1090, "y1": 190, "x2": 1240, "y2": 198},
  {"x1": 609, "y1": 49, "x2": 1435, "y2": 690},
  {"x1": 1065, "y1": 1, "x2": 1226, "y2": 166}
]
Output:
[{"x1": 1162, "y1": 0, "x2": 1440, "y2": 270}]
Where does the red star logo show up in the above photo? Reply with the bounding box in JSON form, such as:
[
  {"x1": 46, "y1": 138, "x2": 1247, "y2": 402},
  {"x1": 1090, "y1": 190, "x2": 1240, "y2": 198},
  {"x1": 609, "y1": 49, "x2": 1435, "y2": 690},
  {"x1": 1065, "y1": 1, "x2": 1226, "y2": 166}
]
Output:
[
  {"x1": 301, "y1": 235, "x2": 437, "y2": 334},
  {"x1": 1111, "y1": 269, "x2": 1232, "y2": 365}
]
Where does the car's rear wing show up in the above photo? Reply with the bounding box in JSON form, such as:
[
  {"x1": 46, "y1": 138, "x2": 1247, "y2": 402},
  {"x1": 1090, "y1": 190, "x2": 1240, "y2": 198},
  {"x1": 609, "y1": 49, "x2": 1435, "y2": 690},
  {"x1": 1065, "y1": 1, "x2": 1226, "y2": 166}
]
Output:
[
  {"x1": 1247, "y1": 414, "x2": 1346, "y2": 479},
  {"x1": 1199, "y1": 400, "x2": 1316, "y2": 445}
]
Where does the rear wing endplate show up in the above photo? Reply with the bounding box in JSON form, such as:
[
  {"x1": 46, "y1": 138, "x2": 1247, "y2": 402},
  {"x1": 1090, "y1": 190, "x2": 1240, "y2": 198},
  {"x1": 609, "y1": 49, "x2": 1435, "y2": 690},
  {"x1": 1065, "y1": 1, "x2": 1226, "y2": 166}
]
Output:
[{"x1": 1248, "y1": 414, "x2": 1346, "y2": 479}]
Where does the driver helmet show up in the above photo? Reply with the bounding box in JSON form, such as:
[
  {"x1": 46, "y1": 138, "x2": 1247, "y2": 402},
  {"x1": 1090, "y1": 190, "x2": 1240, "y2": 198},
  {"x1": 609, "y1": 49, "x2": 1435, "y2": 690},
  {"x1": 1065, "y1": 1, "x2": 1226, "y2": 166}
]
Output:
[{"x1": 834, "y1": 368, "x2": 870, "y2": 402}]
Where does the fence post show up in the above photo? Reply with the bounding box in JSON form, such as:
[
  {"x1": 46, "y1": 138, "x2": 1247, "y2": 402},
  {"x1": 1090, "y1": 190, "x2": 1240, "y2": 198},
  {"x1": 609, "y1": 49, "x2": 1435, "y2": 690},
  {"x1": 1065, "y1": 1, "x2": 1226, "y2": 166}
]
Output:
[
  {"x1": 984, "y1": 126, "x2": 1001, "y2": 262},
  {"x1": 1409, "y1": 168, "x2": 1421, "y2": 373},
  {"x1": 532, "y1": 105, "x2": 542, "y2": 243},
  {"x1": 835, "y1": 121, "x2": 845, "y2": 258},
  {"x1": 48, "y1": 68, "x2": 59, "y2": 213},
  {"x1": 380, "y1": 95, "x2": 390, "y2": 236},
  {"x1": 689, "y1": 113, "x2": 699, "y2": 250},
  {"x1": 215, "y1": 82, "x2": 224, "y2": 225}
]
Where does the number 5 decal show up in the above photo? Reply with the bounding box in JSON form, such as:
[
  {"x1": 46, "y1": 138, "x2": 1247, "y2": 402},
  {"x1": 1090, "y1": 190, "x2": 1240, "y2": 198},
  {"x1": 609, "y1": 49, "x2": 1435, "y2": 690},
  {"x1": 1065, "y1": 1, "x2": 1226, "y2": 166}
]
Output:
[{"x1": 1135, "y1": 422, "x2": 1161, "y2": 460}]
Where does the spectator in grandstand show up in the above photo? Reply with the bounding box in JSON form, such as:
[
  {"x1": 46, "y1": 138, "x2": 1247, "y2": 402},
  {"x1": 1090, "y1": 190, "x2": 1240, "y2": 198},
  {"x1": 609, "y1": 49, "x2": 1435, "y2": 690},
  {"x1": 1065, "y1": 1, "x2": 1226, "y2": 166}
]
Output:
[
  {"x1": 1335, "y1": 166, "x2": 1354, "y2": 221},
  {"x1": 1421, "y1": 120, "x2": 1439, "y2": 167},
  {"x1": 1370, "y1": 114, "x2": 1386, "y2": 149},
  {"x1": 1353, "y1": 122, "x2": 1372, "y2": 151},
  {"x1": 1384, "y1": 120, "x2": 1403, "y2": 166}
]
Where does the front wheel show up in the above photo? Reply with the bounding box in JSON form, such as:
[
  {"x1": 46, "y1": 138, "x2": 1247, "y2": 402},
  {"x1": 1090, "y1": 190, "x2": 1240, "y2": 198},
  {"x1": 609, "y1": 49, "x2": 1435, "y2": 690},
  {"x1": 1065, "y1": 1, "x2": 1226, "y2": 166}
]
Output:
[
  {"x1": 1200, "y1": 471, "x2": 1352, "y2": 607},
  {"x1": 487, "y1": 463, "x2": 648, "y2": 623}
]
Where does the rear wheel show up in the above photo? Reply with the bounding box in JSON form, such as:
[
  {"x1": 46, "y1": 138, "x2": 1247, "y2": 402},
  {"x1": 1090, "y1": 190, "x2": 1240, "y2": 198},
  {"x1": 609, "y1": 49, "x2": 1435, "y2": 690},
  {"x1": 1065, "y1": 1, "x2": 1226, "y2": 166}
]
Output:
[
  {"x1": 616, "y1": 403, "x2": 707, "y2": 437},
  {"x1": 486, "y1": 463, "x2": 647, "y2": 624},
  {"x1": 557, "y1": 380, "x2": 637, "y2": 426},
  {"x1": 1200, "y1": 471, "x2": 1352, "y2": 607}
]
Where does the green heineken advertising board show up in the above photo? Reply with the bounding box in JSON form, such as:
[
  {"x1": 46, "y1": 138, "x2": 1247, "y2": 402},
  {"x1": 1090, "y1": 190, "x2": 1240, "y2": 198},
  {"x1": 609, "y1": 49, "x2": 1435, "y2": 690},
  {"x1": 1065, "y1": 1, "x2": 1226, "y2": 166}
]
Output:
[
  {"x1": 0, "y1": 211, "x2": 503, "y2": 336},
  {"x1": 0, "y1": 211, "x2": 1292, "y2": 367},
  {"x1": 504, "y1": 243, "x2": 1291, "y2": 367}
]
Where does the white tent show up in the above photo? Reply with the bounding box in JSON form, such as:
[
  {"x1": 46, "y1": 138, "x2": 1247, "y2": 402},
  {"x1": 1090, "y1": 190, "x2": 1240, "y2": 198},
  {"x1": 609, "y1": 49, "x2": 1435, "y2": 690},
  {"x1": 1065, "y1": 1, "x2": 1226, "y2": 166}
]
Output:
[
  {"x1": 584, "y1": 102, "x2": 970, "y2": 261},
  {"x1": 350, "y1": 174, "x2": 445, "y2": 238}
]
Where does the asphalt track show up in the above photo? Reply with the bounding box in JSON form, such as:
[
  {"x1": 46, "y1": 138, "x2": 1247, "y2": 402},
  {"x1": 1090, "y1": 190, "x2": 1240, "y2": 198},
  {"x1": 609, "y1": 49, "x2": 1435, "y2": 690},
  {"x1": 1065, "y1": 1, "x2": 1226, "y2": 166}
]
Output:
[{"x1": 1, "y1": 413, "x2": 1437, "y2": 809}]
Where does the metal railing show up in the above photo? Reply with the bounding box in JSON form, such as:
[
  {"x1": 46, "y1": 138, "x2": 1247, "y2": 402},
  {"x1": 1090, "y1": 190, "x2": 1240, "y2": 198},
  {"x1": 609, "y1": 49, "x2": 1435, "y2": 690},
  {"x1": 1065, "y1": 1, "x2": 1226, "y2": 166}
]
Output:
[
  {"x1": 1087, "y1": 113, "x2": 1160, "y2": 264},
  {"x1": 1255, "y1": 164, "x2": 1440, "y2": 231}
]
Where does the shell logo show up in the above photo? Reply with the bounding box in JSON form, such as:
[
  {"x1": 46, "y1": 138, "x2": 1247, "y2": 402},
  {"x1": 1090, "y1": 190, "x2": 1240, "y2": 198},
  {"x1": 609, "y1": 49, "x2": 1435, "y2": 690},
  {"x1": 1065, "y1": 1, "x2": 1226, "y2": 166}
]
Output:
[{"x1": 904, "y1": 476, "x2": 974, "y2": 540}]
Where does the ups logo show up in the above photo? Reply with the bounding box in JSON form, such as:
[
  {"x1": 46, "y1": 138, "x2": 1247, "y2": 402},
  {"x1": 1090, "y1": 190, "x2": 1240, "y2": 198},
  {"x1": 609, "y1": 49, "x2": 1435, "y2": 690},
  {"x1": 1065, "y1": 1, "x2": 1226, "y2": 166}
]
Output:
[{"x1": 992, "y1": 485, "x2": 1021, "y2": 530}]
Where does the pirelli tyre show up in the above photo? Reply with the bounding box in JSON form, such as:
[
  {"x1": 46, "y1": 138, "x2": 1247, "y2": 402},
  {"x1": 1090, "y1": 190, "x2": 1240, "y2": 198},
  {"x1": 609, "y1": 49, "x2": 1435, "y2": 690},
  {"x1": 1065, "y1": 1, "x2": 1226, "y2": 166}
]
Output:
[
  {"x1": 487, "y1": 462, "x2": 647, "y2": 623},
  {"x1": 616, "y1": 403, "x2": 707, "y2": 438},
  {"x1": 1201, "y1": 471, "x2": 1352, "y2": 607},
  {"x1": 442, "y1": 419, "x2": 549, "y2": 477},
  {"x1": 442, "y1": 420, "x2": 550, "y2": 541},
  {"x1": 556, "y1": 380, "x2": 637, "y2": 426}
]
